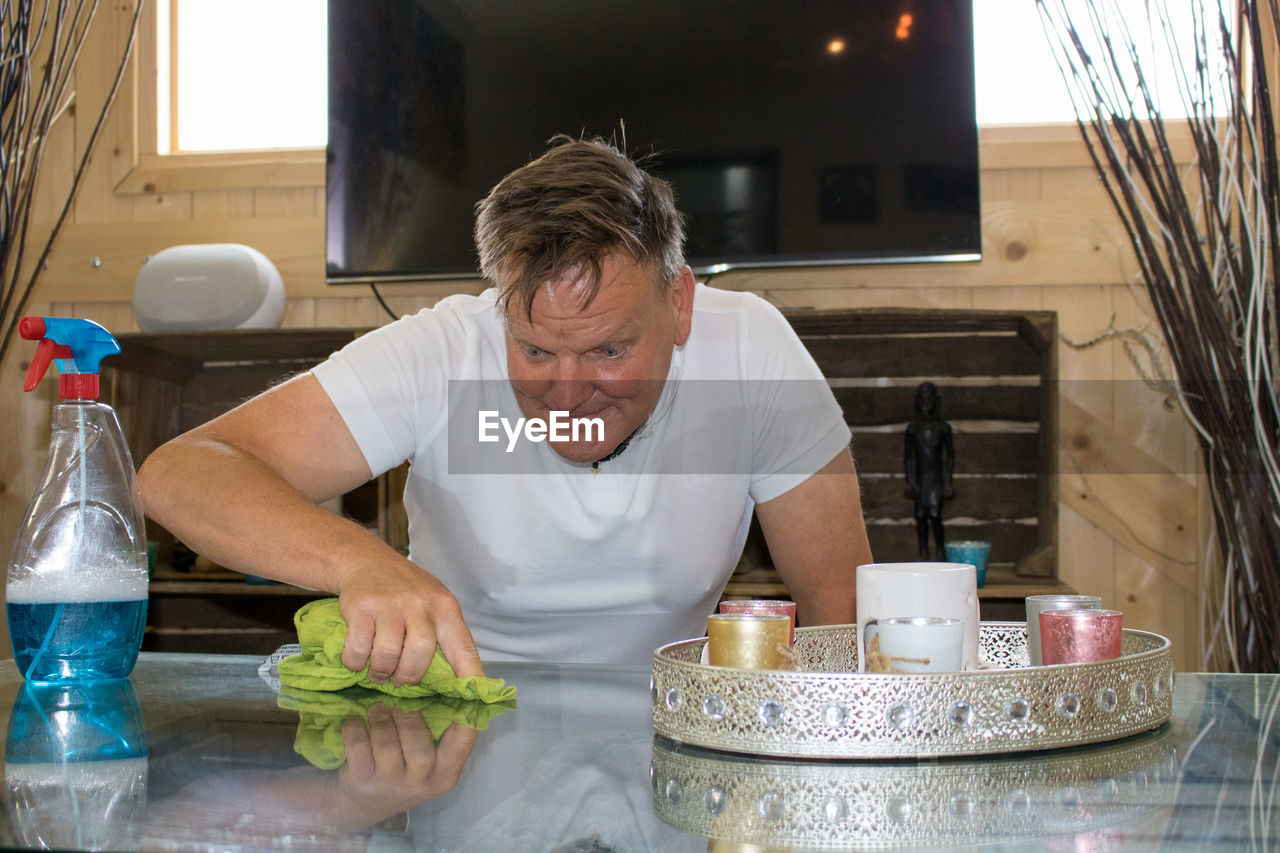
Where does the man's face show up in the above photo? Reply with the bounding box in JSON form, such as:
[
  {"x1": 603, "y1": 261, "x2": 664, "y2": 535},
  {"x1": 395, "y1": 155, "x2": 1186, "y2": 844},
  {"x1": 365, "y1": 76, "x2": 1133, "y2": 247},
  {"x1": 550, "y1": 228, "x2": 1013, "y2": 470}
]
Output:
[{"x1": 504, "y1": 254, "x2": 694, "y2": 464}]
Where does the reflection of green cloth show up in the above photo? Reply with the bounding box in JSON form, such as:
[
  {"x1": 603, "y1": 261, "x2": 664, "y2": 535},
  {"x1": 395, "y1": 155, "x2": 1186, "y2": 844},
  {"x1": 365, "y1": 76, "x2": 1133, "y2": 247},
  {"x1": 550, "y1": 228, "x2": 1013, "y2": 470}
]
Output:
[
  {"x1": 277, "y1": 598, "x2": 517, "y2": 703},
  {"x1": 278, "y1": 685, "x2": 514, "y2": 769}
]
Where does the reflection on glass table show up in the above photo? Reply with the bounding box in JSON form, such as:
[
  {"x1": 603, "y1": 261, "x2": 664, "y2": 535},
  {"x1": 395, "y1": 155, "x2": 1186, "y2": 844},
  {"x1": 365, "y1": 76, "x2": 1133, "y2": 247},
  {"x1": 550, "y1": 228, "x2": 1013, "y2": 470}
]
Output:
[
  {"x1": 0, "y1": 655, "x2": 1273, "y2": 851},
  {"x1": 4, "y1": 680, "x2": 147, "y2": 850},
  {"x1": 651, "y1": 727, "x2": 1178, "y2": 849}
]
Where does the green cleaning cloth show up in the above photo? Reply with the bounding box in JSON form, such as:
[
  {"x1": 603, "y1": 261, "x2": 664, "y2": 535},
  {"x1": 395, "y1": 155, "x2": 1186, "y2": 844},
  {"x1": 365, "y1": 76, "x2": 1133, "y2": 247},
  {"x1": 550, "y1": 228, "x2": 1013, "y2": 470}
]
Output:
[
  {"x1": 277, "y1": 598, "x2": 517, "y2": 703},
  {"x1": 277, "y1": 684, "x2": 515, "y2": 769}
]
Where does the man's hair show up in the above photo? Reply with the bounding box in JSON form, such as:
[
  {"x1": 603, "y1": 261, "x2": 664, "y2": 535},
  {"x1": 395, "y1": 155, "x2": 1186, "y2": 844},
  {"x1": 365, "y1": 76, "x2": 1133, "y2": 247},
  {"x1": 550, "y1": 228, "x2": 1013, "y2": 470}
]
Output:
[{"x1": 474, "y1": 135, "x2": 686, "y2": 314}]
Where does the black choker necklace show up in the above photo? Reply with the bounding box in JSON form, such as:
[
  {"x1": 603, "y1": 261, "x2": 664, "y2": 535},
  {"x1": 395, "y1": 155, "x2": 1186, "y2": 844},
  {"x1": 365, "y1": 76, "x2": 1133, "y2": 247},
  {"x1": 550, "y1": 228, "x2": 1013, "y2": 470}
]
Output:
[{"x1": 592, "y1": 429, "x2": 638, "y2": 471}]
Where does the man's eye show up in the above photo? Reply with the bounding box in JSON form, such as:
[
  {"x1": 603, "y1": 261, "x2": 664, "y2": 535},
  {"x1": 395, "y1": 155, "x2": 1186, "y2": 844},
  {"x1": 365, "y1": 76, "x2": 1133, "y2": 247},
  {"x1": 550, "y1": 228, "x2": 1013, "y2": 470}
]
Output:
[
  {"x1": 524, "y1": 345, "x2": 546, "y2": 358},
  {"x1": 599, "y1": 346, "x2": 623, "y2": 358}
]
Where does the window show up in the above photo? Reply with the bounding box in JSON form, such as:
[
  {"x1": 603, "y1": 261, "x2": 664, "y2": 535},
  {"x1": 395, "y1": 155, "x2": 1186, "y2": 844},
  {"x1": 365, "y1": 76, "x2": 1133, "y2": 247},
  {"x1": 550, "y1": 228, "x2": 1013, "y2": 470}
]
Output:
[
  {"x1": 976, "y1": 0, "x2": 1231, "y2": 125},
  {"x1": 164, "y1": 0, "x2": 326, "y2": 152}
]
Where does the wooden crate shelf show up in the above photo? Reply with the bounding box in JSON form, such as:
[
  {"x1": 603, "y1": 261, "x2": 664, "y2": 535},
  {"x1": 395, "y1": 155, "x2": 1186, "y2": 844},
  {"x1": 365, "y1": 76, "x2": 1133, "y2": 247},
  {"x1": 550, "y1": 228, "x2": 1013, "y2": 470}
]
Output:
[{"x1": 727, "y1": 306, "x2": 1060, "y2": 611}]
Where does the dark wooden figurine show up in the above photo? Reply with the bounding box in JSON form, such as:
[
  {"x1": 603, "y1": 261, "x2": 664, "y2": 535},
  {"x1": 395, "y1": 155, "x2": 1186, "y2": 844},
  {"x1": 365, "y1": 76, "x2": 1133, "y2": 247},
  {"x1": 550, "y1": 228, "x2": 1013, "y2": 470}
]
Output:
[{"x1": 904, "y1": 381, "x2": 955, "y2": 560}]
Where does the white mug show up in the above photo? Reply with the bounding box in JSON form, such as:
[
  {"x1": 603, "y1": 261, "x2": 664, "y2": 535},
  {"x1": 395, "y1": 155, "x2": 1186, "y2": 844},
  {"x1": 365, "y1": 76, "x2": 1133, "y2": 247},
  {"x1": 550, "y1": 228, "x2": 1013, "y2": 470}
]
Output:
[
  {"x1": 874, "y1": 616, "x2": 965, "y2": 673},
  {"x1": 856, "y1": 562, "x2": 981, "y2": 671}
]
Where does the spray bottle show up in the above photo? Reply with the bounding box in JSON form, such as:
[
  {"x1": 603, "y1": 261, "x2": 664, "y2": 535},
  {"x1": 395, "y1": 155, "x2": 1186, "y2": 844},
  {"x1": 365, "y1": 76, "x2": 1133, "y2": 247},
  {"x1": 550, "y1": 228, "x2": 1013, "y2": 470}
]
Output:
[{"x1": 7, "y1": 317, "x2": 148, "y2": 682}]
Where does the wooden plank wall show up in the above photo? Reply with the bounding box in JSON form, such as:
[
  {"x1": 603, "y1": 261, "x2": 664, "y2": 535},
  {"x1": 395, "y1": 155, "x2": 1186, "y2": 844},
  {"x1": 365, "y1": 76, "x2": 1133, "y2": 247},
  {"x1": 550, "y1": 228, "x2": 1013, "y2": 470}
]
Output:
[{"x1": 0, "y1": 2, "x2": 1204, "y2": 671}]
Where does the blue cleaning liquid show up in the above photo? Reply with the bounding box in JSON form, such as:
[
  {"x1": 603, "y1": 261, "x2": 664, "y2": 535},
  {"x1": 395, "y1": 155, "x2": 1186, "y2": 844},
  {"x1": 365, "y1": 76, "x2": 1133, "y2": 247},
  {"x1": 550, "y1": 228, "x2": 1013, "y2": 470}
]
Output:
[
  {"x1": 7, "y1": 600, "x2": 147, "y2": 683},
  {"x1": 5, "y1": 680, "x2": 147, "y2": 765}
]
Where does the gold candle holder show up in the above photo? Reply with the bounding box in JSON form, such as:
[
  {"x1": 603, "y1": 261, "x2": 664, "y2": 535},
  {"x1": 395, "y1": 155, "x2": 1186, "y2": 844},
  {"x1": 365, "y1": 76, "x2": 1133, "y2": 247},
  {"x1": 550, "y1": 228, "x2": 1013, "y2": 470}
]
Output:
[{"x1": 707, "y1": 614, "x2": 791, "y2": 670}]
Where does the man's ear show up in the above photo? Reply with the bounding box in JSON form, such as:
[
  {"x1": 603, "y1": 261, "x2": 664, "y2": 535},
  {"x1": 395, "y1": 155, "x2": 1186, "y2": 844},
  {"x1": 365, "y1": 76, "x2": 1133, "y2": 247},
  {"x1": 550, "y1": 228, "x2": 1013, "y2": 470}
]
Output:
[{"x1": 671, "y1": 266, "x2": 696, "y2": 346}]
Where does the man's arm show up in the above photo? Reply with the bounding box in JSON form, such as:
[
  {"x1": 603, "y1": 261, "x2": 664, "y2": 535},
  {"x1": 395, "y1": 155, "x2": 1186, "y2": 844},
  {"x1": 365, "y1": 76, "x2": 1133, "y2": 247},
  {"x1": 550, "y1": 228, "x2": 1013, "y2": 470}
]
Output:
[
  {"x1": 136, "y1": 373, "x2": 483, "y2": 682},
  {"x1": 753, "y1": 447, "x2": 871, "y2": 626}
]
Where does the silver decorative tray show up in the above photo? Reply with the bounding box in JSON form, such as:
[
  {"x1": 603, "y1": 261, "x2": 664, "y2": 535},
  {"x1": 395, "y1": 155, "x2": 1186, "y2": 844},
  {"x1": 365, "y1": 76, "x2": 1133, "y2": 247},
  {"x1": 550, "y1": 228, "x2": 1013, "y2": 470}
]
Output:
[
  {"x1": 650, "y1": 726, "x2": 1177, "y2": 850},
  {"x1": 651, "y1": 622, "x2": 1174, "y2": 759}
]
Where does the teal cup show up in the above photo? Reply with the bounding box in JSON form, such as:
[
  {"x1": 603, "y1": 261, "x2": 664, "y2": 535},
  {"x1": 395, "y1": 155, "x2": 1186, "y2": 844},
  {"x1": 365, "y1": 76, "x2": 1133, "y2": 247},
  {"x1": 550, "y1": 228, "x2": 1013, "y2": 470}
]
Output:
[{"x1": 945, "y1": 540, "x2": 991, "y2": 587}]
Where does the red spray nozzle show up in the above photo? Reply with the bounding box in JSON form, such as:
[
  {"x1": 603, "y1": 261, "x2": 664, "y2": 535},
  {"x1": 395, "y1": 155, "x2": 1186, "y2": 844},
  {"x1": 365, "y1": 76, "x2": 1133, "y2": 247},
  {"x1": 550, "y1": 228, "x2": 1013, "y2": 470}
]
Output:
[
  {"x1": 18, "y1": 317, "x2": 46, "y2": 340},
  {"x1": 19, "y1": 316, "x2": 120, "y2": 398}
]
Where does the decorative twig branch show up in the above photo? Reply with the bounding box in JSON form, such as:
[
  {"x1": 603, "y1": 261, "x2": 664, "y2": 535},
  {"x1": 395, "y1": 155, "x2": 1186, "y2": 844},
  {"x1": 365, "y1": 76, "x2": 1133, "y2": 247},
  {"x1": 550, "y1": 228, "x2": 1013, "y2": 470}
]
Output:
[
  {"x1": 1038, "y1": 0, "x2": 1280, "y2": 671},
  {"x1": 0, "y1": 0, "x2": 143, "y2": 366}
]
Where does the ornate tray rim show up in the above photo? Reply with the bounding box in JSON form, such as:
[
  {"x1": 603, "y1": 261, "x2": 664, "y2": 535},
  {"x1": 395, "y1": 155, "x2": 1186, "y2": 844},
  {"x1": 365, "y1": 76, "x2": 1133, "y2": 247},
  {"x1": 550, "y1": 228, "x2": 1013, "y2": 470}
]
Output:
[{"x1": 650, "y1": 621, "x2": 1175, "y2": 759}]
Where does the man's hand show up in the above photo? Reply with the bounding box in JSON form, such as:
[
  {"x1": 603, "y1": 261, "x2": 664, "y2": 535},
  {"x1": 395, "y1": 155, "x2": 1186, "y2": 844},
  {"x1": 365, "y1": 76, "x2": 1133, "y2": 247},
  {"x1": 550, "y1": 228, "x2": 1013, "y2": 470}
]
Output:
[
  {"x1": 337, "y1": 703, "x2": 479, "y2": 815},
  {"x1": 337, "y1": 557, "x2": 485, "y2": 683}
]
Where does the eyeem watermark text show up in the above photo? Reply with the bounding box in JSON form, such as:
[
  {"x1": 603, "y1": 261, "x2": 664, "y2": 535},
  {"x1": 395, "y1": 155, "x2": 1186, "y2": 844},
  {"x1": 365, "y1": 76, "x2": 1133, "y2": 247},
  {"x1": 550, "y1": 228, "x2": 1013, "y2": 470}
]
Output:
[{"x1": 478, "y1": 410, "x2": 605, "y2": 452}]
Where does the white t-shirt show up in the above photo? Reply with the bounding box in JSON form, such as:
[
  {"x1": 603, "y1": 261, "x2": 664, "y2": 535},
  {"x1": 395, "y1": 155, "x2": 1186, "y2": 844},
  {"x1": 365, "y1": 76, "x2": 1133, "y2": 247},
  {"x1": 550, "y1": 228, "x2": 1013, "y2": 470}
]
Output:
[{"x1": 311, "y1": 284, "x2": 849, "y2": 663}]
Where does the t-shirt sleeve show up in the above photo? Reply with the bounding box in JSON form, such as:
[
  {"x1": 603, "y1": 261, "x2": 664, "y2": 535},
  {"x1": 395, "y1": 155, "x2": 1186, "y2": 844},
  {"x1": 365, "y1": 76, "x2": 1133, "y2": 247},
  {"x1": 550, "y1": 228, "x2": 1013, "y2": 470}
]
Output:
[
  {"x1": 310, "y1": 309, "x2": 458, "y2": 477},
  {"x1": 742, "y1": 297, "x2": 852, "y2": 503}
]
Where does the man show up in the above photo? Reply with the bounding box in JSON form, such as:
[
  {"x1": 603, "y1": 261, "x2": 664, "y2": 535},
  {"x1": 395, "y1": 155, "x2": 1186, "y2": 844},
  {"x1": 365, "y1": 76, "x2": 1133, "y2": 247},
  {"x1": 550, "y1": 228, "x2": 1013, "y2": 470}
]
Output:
[{"x1": 137, "y1": 137, "x2": 872, "y2": 685}]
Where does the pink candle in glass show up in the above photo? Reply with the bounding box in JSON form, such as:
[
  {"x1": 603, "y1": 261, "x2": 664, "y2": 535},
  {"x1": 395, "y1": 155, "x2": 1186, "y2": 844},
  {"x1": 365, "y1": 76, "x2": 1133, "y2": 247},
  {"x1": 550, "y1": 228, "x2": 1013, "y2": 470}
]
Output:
[
  {"x1": 719, "y1": 599, "x2": 796, "y2": 644},
  {"x1": 1039, "y1": 609, "x2": 1123, "y2": 664}
]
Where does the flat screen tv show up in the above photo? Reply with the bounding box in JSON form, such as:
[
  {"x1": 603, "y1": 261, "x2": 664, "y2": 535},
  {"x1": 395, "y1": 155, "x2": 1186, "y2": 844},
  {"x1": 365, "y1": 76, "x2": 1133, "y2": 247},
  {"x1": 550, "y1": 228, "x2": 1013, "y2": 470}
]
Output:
[{"x1": 326, "y1": 0, "x2": 980, "y2": 284}]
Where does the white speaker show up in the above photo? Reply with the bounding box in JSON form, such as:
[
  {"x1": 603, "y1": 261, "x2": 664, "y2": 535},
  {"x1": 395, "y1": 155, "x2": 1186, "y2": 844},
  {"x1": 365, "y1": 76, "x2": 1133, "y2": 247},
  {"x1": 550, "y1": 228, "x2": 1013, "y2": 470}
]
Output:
[{"x1": 133, "y1": 244, "x2": 285, "y2": 332}]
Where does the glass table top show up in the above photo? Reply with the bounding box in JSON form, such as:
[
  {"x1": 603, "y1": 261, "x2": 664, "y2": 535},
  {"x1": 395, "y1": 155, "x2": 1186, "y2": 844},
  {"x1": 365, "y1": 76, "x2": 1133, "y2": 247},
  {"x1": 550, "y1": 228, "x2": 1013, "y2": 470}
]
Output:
[{"x1": 0, "y1": 653, "x2": 1275, "y2": 851}]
